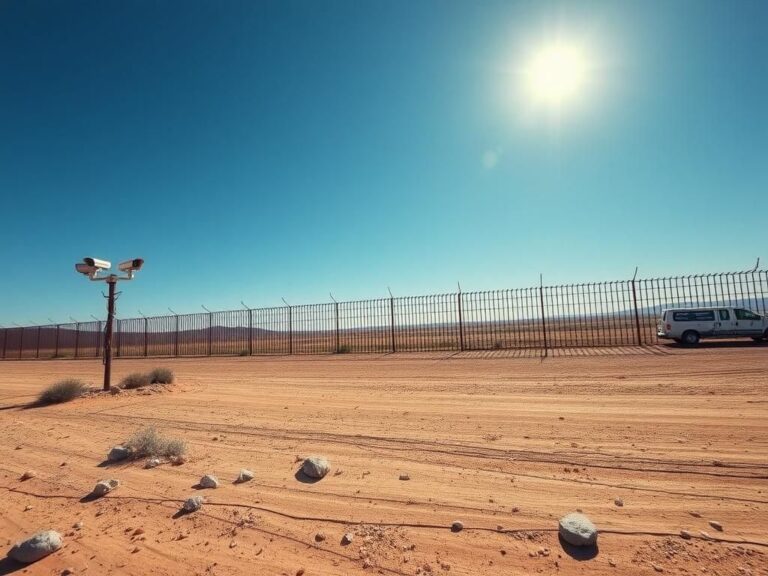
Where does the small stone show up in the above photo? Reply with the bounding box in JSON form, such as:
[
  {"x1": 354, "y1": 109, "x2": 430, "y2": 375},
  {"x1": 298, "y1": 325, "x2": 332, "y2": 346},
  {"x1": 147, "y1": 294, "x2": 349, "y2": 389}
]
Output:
[
  {"x1": 145, "y1": 458, "x2": 161, "y2": 469},
  {"x1": 609, "y1": 558, "x2": 617, "y2": 567},
  {"x1": 712, "y1": 460, "x2": 724, "y2": 467},
  {"x1": 73, "y1": 521, "x2": 83, "y2": 530},
  {"x1": 110, "y1": 387, "x2": 122, "y2": 395},
  {"x1": 341, "y1": 532, "x2": 354, "y2": 545},
  {"x1": 199, "y1": 474, "x2": 219, "y2": 489},
  {"x1": 315, "y1": 532, "x2": 326, "y2": 542},
  {"x1": 235, "y1": 469, "x2": 254, "y2": 483},
  {"x1": 20, "y1": 470, "x2": 36, "y2": 481},
  {"x1": 689, "y1": 511, "x2": 702, "y2": 518},
  {"x1": 709, "y1": 521, "x2": 723, "y2": 531},
  {"x1": 558, "y1": 512, "x2": 598, "y2": 547},
  {"x1": 399, "y1": 473, "x2": 411, "y2": 481},
  {"x1": 131, "y1": 546, "x2": 140, "y2": 553},
  {"x1": 652, "y1": 563, "x2": 664, "y2": 572},
  {"x1": 62, "y1": 568, "x2": 75, "y2": 575},
  {"x1": 24, "y1": 505, "x2": 33, "y2": 511},
  {"x1": 182, "y1": 496, "x2": 204, "y2": 513},
  {"x1": 170, "y1": 454, "x2": 187, "y2": 465},
  {"x1": 132, "y1": 528, "x2": 144, "y2": 536},
  {"x1": 229, "y1": 540, "x2": 237, "y2": 548},
  {"x1": 107, "y1": 445, "x2": 131, "y2": 462},
  {"x1": 614, "y1": 498, "x2": 624, "y2": 507},
  {"x1": 92, "y1": 479, "x2": 120, "y2": 497},
  {"x1": 451, "y1": 521, "x2": 464, "y2": 532},
  {"x1": 296, "y1": 570, "x2": 305, "y2": 576},
  {"x1": 680, "y1": 530, "x2": 692, "y2": 540},
  {"x1": 9, "y1": 530, "x2": 63, "y2": 563},
  {"x1": 302, "y1": 456, "x2": 330, "y2": 479}
]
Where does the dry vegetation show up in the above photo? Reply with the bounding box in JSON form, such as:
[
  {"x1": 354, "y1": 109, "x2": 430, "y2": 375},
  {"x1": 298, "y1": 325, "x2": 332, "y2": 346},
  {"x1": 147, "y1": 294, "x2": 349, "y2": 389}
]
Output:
[
  {"x1": 124, "y1": 426, "x2": 186, "y2": 459},
  {"x1": 34, "y1": 378, "x2": 89, "y2": 406}
]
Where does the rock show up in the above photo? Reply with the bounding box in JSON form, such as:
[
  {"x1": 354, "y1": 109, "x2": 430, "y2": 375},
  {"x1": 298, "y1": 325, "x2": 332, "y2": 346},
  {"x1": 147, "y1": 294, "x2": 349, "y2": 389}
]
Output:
[
  {"x1": 92, "y1": 479, "x2": 119, "y2": 497},
  {"x1": 399, "y1": 473, "x2": 411, "y2": 481},
  {"x1": 9, "y1": 530, "x2": 63, "y2": 563},
  {"x1": 170, "y1": 455, "x2": 187, "y2": 465},
  {"x1": 235, "y1": 469, "x2": 254, "y2": 483},
  {"x1": 73, "y1": 521, "x2": 83, "y2": 530},
  {"x1": 108, "y1": 445, "x2": 131, "y2": 462},
  {"x1": 110, "y1": 387, "x2": 122, "y2": 395},
  {"x1": 199, "y1": 474, "x2": 219, "y2": 489},
  {"x1": 709, "y1": 520, "x2": 723, "y2": 531},
  {"x1": 62, "y1": 568, "x2": 75, "y2": 575},
  {"x1": 341, "y1": 532, "x2": 354, "y2": 545},
  {"x1": 451, "y1": 521, "x2": 464, "y2": 532},
  {"x1": 614, "y1": 498, "x2": 624, "y2": 507},
  {"x1": 315, "y1": 532, "x2": 326, "y2": 542},
  {"x1": 680, "y1": 530, "x2": 692, "y2": 540},
  {"x1": 302, "y1": 457, "x2": 330, "y2": 479},
  {"x1": 20, "y1": 470, "x2": 36, "y2": 481},
  {"x1": 558, "y1": 512, "x2": 598, "y2": 547},
  {"x1": 182, "y1": 496, "x2": 204, "y2": 513},
  {"x1": 145, "y1": 458, "x2": 161, "y2": 469}
]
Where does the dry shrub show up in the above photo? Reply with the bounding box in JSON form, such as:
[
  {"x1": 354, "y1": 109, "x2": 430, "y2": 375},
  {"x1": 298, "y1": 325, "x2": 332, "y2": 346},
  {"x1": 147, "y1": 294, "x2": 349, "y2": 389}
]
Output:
[
  {"x1": 125, "y1": 426, "x2": 187, "y2": 459},
  {"x1": 148, "y1": 367, "x2": 174, "y2": 384},
  {"x1": 120, "y1": 372, "x2": 151, "y2": 389},
  {"x1": 36, "y1": 379, "x2": 89, "y2": 405}
]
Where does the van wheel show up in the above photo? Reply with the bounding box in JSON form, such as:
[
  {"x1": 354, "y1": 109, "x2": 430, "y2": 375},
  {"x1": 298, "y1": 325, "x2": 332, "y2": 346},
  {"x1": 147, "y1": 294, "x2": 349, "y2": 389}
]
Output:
[{"x1": 681, "y1": 330, "x2": 700, "y2": 346}]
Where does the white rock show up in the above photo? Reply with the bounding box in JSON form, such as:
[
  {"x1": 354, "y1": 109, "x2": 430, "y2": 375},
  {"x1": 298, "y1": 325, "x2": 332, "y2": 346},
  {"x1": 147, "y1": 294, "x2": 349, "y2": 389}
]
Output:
[
  {"x1": 341, "y1": 532, "x2": 354, "y2": 545},
  {"x1": 145, "y1": 458, "x2": 161, "y2": 469},
  {"x1": 9, "y1": 530, "x2": 63, "y2": 563},
  {"x1": 92, "y1": 479, "x2": 120, "y2": 497},
  {"x1": 107, "y1": 445, "x2": 131, "y2": 462},
  {"x1": 302, "y1": 456, "x2": 330, "y2": 479},
  {"x1": 199, "y1": 474, "x2": 219, "y2": 489},
  {"x1": 235, "y1": 469, "x2": 254, "y2": 483},
  {"x1": 182, "y1": 496, "x2": 204, "y2": 513},
  {"x1": 558, "y1": 512, "x2": 598, "y2": 547}
]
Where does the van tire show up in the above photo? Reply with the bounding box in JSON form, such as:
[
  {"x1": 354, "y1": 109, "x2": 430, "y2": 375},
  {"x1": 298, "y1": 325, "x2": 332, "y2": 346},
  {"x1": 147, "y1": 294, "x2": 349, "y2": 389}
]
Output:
[{"x1": 681, "y1": 330, "x2": 700, "y2": 346}]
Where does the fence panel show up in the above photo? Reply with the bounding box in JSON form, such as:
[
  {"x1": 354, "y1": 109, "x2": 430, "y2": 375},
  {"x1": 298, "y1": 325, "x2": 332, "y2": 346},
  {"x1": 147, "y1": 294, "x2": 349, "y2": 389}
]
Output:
[{"x1": 2, "y1": 269, "x2": 767, "y2": 360}]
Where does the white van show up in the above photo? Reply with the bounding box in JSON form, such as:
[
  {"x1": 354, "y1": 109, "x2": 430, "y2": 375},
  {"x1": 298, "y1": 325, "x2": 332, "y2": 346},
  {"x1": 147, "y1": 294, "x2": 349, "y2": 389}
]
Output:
[{"x1": 657, "y1": 307, "x2": 768, "y2": 345}]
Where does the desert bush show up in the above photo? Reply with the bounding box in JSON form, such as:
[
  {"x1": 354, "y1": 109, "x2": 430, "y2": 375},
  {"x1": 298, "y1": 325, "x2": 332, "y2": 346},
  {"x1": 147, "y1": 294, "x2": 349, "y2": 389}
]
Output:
[
  {"x1": 148, "y1": 367, "x2": 174, "y2": 384},
  {"x1": 36, "y1": 379, "x2": 89, "y2": 405},
  {"x1": 120, "y1": 372, "x2": 151, "y2": 389},
  {"x1": 238, "y1": 349, "x2": 249, "y2": 356},
  {"x1": 125, "y1": 426, "x2": 187, "y2": 459},
  {"x1": 336, "y1": 345, "x2": 351, "y2": 354}
]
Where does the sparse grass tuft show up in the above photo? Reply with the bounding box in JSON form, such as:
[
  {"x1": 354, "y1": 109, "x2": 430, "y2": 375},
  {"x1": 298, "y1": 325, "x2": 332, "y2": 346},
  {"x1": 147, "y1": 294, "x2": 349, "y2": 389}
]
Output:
[
  {"x1": 336, "y1": 345, "x2": 351, "y2": 354},
  {"x1": 125, "y1": 426, "x2": 187, "y2": 459},
  {"x1": 148, "y1": 367, "x2": 174, "y2": 384},
  {"x1": 120, "y1": 372, "x2": 151, "y2": 389},
  {"x1": 36, "y1": 379, "x2": 89, "y2": 405}
]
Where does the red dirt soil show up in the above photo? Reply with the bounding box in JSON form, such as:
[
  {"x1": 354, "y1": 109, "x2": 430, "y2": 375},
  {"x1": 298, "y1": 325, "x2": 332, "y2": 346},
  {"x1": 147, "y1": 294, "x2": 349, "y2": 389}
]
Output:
[{"x1": 0, "y1": 345, "x2": 766, "y2": 575}]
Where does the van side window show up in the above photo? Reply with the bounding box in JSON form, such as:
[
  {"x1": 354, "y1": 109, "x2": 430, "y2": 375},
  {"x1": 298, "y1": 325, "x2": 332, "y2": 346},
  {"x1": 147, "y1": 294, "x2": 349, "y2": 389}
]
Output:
[
  {"x1": 734, "y1": 309, "x2": 760, "y2": 321},
  {"x1": 672, "y1": 310, "x2": 715, "y2": 322},
  {"x1": 718, "y1": 309, "x2": 730, "y2": 320}
]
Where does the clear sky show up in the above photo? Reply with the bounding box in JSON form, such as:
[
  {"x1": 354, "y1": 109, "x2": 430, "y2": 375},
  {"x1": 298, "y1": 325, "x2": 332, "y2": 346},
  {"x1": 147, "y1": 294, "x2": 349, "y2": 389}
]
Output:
[{"x1": 1, "y1": 0, "x2": 766, "y2": 325}]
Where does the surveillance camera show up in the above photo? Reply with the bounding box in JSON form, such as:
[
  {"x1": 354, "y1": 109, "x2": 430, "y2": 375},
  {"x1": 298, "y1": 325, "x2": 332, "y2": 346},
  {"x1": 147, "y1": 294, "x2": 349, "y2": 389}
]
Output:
[
  {"x1": 83, "y1": 257, "x2": 111, "y2": 270},
  {"x1": 75, "y1": 263, "x2": 97, "y2": 275},
  {"x1": 118, "y1": 258, "x2": 144, "y2": 272}
]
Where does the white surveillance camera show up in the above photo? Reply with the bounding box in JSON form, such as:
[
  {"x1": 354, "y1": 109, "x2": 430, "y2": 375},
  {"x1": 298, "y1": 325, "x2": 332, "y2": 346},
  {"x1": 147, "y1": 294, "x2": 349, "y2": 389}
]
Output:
[
  {"x1": 118, "y1": 258, "x2": 144, "y2": 272},
  {"x1": 83, "y1": 257, "x2": 111, "y2": 270},
  {"x1": 75, "y1": 263, "x2": 97, "y2": 275}
]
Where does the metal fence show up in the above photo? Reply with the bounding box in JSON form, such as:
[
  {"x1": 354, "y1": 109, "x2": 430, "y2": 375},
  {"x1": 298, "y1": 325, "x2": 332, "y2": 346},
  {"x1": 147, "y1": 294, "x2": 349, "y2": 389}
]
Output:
[{"x1": 1, "y1": 269, "x2": 766, "y2": 360}]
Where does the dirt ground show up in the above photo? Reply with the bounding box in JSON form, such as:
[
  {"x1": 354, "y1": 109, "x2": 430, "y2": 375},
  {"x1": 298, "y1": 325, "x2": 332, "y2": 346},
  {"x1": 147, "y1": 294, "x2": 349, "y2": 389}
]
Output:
[{"x1": 0, "y1": 345, "x2": 766, "y2": 575}]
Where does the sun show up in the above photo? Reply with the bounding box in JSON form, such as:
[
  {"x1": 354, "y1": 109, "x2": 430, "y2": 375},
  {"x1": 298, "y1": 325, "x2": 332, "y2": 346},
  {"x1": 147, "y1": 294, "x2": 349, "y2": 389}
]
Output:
[{"x1": 524, "y1": 42, "x2": 589, "y2": 107}]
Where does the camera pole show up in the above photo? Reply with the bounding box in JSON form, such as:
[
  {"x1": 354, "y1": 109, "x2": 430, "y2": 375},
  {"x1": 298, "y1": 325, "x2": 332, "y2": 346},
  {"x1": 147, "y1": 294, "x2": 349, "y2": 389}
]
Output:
[{"x1": 103, "y1": 277, "x2": 117, "y2": 391}]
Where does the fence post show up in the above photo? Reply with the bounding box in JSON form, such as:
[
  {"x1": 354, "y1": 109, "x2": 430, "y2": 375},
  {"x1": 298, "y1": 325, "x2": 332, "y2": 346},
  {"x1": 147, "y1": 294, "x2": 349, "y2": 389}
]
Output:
[
  {"x1": 175, "y1": 315, "x2": 179, "y2": 357},
  {"x1": 389, "y1": 296, "x2": 396, "y2": 353},
  {"x1": 54, "y1": 325, "x2": 59, "y2": 358},
  {"x1": 248, "y1": 309, "x2": 253, "y2": 356},
  {"x1": 334, "y1": 302, "x2": 340, "y2": 353},
  {"x1": 1, "y1": 328, "x2": 5, "y2": 359},
  {"x1": 457, "y1": 287, "x2": 465, "y2": 352},
  {"x1": 208, "y1": 312, "x2": 212, "y2": 356},
  {"x1": 36, "y1": 326, "x2": 41, "y2": 359},
  {"x1": 539, "y1": 279, "x2": 548, "y2": 358},
  {"x1": 96, "y1": 321, "x2": 102, "y2": 358},
  {"x1": 144, "y1": 316, "x2": 148, "y2": 357},
  {"x1": 630, "y1": 272, "x2": 642, "y2": 346},
  {"x1": 74, "y1": 323, "x2": 79, "y2": 359},
  {"x1": 116, "y1": 319, "x2": 121, "y2": 358}
]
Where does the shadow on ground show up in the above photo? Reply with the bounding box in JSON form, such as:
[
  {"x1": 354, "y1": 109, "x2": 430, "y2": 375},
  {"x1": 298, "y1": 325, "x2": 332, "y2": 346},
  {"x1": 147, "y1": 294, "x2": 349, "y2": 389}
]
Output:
[{"x1": 558, "y1": 535, "x2": 599, "y2": 561}]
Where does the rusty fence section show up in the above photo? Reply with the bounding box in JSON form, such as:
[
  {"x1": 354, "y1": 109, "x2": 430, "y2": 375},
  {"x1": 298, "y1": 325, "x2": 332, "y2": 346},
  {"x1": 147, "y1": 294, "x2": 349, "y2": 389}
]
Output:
[{"x1": 1, "y1": 269, "x2": 766, "y2": 360}]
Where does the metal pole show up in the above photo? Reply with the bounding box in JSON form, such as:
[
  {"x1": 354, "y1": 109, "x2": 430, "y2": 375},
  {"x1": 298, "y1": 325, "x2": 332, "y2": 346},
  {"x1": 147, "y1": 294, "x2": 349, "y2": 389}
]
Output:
[
  {"x1": 457, "y1": 283, "x2": 465, "y2": 351},
  {"x1": 19, "y1": 326, "x2": 23, "y2": 359},
  {"x1": 631, "y1": 267, "x2": 642, "y2": 346},
  {"x1": 241, "y1": 302, "x2": 252, "y2": 356},
  {"x1": 208, "y1": 313, "x2": 212, "y2": 356},
  {"x1": 74, "y1": 323, "x2": 79, "y2": 359},
  {"x1": 282, "y1": 298, "x2": 292, "y2": 355},
  {"x1": 103, "y1": 279, "x2": 117, "y2": 391},
  {"x1": 539, "y1": 275, "x2": 548, "y2": 358},
  {"x1": 54, "y1": 325, "x2": 60, "y2": 358},
  {"x1": 36, "y1": 326, "x2": 41, "y2": 359},
  {"x1": 389, "y1": 295, "x2": 396, "y2": 353}
]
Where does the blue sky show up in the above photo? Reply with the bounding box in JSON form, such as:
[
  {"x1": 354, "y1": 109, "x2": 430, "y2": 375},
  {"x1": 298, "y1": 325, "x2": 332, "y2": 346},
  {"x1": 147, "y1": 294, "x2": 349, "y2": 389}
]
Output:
[{"x1": 1, "y1": 0, "x2": 766, "y2": 324}]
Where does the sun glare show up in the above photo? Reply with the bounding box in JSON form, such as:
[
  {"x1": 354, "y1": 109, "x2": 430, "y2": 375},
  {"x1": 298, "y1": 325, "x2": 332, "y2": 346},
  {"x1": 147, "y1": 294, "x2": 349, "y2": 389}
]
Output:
[{"x1": 524, "y1": 42, "x2": 589, "y2": 107}]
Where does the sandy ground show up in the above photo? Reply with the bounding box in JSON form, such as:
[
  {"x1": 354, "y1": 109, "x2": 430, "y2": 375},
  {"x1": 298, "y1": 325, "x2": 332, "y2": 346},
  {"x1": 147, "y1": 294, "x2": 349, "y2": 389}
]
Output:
[{"x1": 0, "y1": 345, "x2": 766, "y2": 575}]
